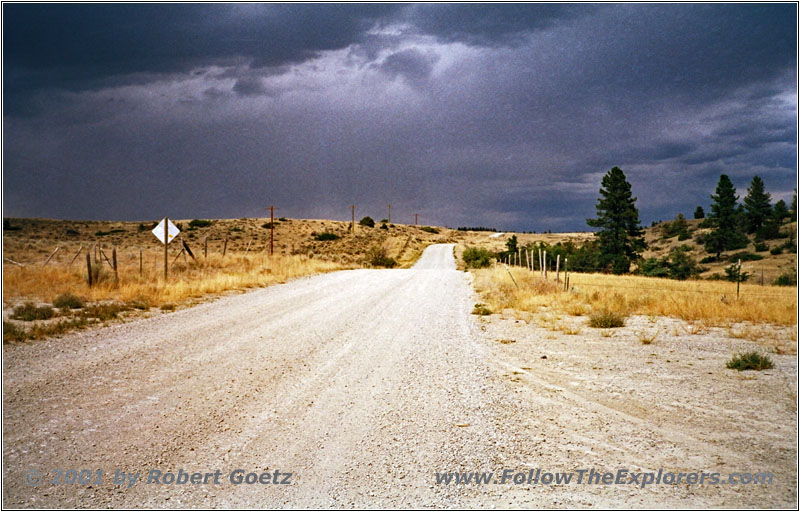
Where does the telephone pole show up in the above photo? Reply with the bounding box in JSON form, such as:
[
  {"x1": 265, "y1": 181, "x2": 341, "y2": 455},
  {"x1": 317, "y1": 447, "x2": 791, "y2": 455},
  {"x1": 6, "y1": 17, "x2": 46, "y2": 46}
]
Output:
[
  {"x1": 351, "y1": 205, "x2": 356, "y2": 235},
  {"x1": 387, "y1": 204, "x2": 391, "y2": 224},
  {"x1": 414, "y1": 213, "x2": 418, "y2": 226}
]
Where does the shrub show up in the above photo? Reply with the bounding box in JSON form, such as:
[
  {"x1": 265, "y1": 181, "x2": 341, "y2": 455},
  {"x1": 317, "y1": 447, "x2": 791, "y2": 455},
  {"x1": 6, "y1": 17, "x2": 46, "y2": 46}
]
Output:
[
  {"x1": 728, "y1": 252, "x2": 763, "y2": 262},
  {"x1": 65, "y1": 228, "x2": 80, "y2": 236},
  {"x1": 81, "y1": 303, "x2": 130, "y2": 321},
  {"x1": 419, "y1": 226, "x2": 439, "y2": 234},
  {"x1": 700, "y1": 255, "x2": 717, "y2": 264},
  {"x1": 754, "y1": 241, "x2": 769, "y2": 252},
  {"x1": 462, "y1": 247, "x2": 494, "y2": 268},
  {"x1": 723, "y1": 264, "x2": 749, "y2": 282},
  {"x1": 366, "y1": 246, "x2": 397, "y2": 268},
  {"x1": 11, "y1": 303, "x2": 55, "y2": 321},
  {"x1": 95, "y1": 229, "x2": 125, "y2": 236},
  {"x1": 189, "y1": 219, "x2": 213, "y2": 228},
  {"x1": 278, "y1": 217, "x2": 287, "y2": 221},
  {"x1": 3, "y1": 219, "x2": 21, "y2": 231},
  {"x1": 770, "y1": 246, "x2": 783, "y2": 255},
  {"x1": 782, "y1": 239, "x2": 797, "y2": 253},
  {"x1": 726, "y1": 351, "x2": 774, "y2": 371},
  {"x1": 379, "y1": 223, "x2": 388, "y2": 230},
  {"x1": 314, "y1": 232, "x2": 340, "y2": 241},
  {"x1": 3, "y1": 321, "x2": 27, "y2": 343},
  {"x1": 472, "y1": 304, "x2": 492, "y2": 316},
  {"x1": 678, "y1": 231, "x2": 691, "y2": 241},
  {"x1": 262, "y1": 222, "x2": 275, "y2": 229},
  {"x1": 53, "y1": 293, "x2": 84, "y2": 310},
  {"x1": 588, "y1": 310, "x2": 625, "y2": 328},
  {"x1": 160, "y1": 303, "x2": 176, "y2": 311},
  {"x1": 359, "y1": 216, "x2": 375, "y2": 228},
  {"x1": 773, "y1": 272, "x2": 797, "y2": 286}
]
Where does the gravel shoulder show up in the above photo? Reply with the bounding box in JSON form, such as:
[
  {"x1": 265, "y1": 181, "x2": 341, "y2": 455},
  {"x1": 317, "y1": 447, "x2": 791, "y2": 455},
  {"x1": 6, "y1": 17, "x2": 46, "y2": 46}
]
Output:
[{"x1": 3, "y1": 244, "x2": 796, "y2": 508}]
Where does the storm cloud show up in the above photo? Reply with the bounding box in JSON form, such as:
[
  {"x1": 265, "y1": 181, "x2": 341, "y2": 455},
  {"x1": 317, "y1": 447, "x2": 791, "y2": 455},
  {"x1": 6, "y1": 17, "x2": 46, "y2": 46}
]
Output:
[{"x1": 3, "y1": 3, "x2": 796, "y2": 231}]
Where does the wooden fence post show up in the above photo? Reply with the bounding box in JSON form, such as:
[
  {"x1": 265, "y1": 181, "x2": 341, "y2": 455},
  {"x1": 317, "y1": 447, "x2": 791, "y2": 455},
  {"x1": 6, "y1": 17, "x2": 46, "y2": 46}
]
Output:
[
  {"x1": 68, "y1": 246, "x2": 84, "y2": 268},
  {"x1": 86, "y1": 253, "x2": 93, "y2": 288},
  {"x1": 564, "y1": 258, "x2": 569, "y2": 291},
  {"x1": 43, "y1": 246, "x2": 60, "y2": 267},
  {"x1": 139, "y1": 249, "x2": 143, "y2": 277},
  {"x1": 204, "y1": 237, "x2": 208, "y2": 259},
  {"x1": 544, "y1": 251, "x2": 548, "y2": 279},
  {"x1": 555, "y1": 254, "x2": 560, "y2": 283},
  {"x1": 112, "y1": 247, "x2": 118, "y2": 283},
  {"x1": 222, "y1": 238, "x2": 228, "y2": 258}
]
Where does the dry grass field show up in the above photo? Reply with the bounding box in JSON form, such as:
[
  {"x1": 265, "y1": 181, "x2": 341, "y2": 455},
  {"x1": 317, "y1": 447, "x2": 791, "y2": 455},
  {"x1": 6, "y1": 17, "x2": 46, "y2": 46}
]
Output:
[
  {"x1": 470, "y1": 265, "x2": 797, "y2": 354},
  {"x1": 2, "y1": 216, "x2": 458, "y2": 342}
]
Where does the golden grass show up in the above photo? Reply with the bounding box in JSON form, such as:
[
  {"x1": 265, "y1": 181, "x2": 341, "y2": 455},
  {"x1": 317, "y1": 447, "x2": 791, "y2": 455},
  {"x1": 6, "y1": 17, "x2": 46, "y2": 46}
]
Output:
[
  {"x1": 3, "y1": 251, "x2": 346, "y2": 308},
  {"x1": 472, "y1": 265, "x2": 797, "y2": 327}
]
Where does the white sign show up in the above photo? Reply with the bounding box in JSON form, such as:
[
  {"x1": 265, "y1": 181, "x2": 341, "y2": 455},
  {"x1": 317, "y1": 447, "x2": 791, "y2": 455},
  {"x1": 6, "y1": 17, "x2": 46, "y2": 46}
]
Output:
[{"x1": 152, "y1": 218, "x2": 180, "y2": 245}]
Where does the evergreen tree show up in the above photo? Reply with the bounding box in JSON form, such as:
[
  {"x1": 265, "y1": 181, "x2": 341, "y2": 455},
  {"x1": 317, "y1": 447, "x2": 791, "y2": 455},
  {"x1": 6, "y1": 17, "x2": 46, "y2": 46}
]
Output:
[
  {"x1": 791, "y1": 189, "x2": 797, "y2": 222},
  {"x1": 743, "y1": 175, "x2": 772, "y2": 233},
  {"x1": 705, "y1": 174, "x2": 748, "y2": 258},
  {"x1": 773, "y1": 199, "x2": 789, "y2": 224},
  {"x1": 505, "y1": 235, "x2": 518, "y2": 254},
  {"x1": 586, "y1": 167, "x2": 646, "y2": 274},
  {"x1": 693, "y1": 206, "x2": 705, "y2": 219}
]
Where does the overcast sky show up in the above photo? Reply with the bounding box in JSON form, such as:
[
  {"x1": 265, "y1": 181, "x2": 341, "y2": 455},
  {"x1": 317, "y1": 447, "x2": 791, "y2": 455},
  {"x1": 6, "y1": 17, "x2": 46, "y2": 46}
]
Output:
[{"x1": 3, "y1": 3, "x2": 797, "y2": 231}]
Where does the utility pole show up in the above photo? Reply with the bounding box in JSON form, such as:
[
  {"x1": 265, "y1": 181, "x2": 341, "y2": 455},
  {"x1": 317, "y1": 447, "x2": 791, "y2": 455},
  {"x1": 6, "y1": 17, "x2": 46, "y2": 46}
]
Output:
[
  {"x1": 387, "y1": 204, "x2": 391, "y2": 224},
  {"x1": 266, "y1": 205, "x2": 277, "y2": 256},
  {"x1": 414, "y1": 213, "x2": 418, "y2": 226},
  {"x1": 351, "y1": 205, "x2": 356, "y2": 235}
]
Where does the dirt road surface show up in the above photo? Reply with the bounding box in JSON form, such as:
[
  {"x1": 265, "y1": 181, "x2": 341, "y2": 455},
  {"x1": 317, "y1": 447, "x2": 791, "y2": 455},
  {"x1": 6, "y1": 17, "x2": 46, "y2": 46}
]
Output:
[{"x1": 3, "y1": 244, "x2": 796, "y2": 508}]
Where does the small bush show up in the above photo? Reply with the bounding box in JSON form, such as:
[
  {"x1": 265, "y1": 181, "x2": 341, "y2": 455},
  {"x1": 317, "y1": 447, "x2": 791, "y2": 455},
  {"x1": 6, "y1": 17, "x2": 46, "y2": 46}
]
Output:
[
  {"x1": 95, "y1": 229, "x2": 125, "y2": 236},
  {"x1": 379, "y1": 223, "x2": 388, "y2": 230},
  {"x1": 773, "y1": 272, "x2": 797, "y2": 286},
  {"x1": 728, "y1": 252, "x2": 763, "y2": 262},
  {"x1": 81, "y1": 303, "x2": 130, "y2": 321},
  {"x1": 723, "y1": 264, "x2": 749, "y2": 282},
  {"x1": 53, "y1": 293, "x2": 84, "y2": 310},
  {"x1": 65, "y1": 228, "x2": 80, "y2": 236},
  {"x1": 419, "y1": 226, "x2": 439, "y2": 234},
  {"x1": 278, "y1": 217, "x2": 287, "y2": 222},
  {"x1": 189, "y1": 219, "x2": 213, "y2": 228},
  {"x1": 359, "y1": 216, "x2": 375, "y2": 228},
  {"x1": 3, "y1": 321, "x2": 28, "y2": 342},
  {"x1": 782, "y1": 239, "x2": 797, "y2": 253},
  {"x1": 11, "y1": 302, "x2": 55, "y2": 321},
  {"x1": 588, "y1": 310, "x2": 625, "y2": 328},
  {"x1": 472, "y1": 304, "x2": 492, "y2": 316},
  {"x1": 699, "y1": 256, "x2": 717, "y2": 264},
  {"x1": 262, "y1": 222, "x2": 275, "y2": 229},
  {"x1": 753, "y1": 241, "x2": 769, "y2": 252},
  {"x1": 726, "y1": 351, "x2": 774, "y2": 371},
  {"x1": 3, "y1": 219, "x2": 21, "y2": 231},
  {"x1": 366, "y1": 246, "x2": 397, "y2": 268},
  {"x1": 160, "y1": 303, "x2": 176, "y2": 311},
  {"x1": 462, "y1": 247, "x2": 494, "y2": 268},
  {"x1": 314, "y1": 232, "x2": 340, "y2": 241},
  {"x1": 230, "y1": 226, "x2": 243, "y2": 232},
  {"x1": 770, "y1": 246, "x2": 783, "y2": 255}
]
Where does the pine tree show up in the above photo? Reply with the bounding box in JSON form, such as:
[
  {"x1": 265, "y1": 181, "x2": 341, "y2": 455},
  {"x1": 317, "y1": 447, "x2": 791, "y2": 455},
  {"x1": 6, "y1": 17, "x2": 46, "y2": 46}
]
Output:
[
  {"x1": 705, "y1": 174, "x2": 748, "y2": 258},
  {"x1": 743, "y1": 176, "x2": 772, "y2": 233},
  {"x1": 791, "y1": 189, "x2": 797, "y2": 222},
  {"x1": 693, "y1": 206, "x2": 705, "y2": 219},
  {"x1": 586, "y1": 167, "x2": 646, "y2": 274},
  {"x1": 773, "y1": 199, "x2": 789, "y2": 224}
]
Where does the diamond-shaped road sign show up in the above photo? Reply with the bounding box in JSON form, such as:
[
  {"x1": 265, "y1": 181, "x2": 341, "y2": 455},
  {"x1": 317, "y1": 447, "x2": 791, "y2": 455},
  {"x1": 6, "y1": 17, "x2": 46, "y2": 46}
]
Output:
[{"x1": 152, "y1": 218, "x2": 180, "y2": 245}]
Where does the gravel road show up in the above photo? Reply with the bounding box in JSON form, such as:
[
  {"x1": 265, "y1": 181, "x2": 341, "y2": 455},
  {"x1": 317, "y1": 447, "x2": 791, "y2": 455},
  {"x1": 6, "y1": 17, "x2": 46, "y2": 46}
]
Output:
[{"x1": 4, "y1": 244, "x2": 796, "y2": 508}]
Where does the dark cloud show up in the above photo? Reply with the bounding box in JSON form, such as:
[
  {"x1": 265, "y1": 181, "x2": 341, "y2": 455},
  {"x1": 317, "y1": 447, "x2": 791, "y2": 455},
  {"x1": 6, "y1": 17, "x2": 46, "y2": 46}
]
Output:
[
  {"x1": 2, "y1": 4, "x2": 796, "y2": 232},
  {"x1": 378, "y1": 48, "x2": 439, "y2": 84}
]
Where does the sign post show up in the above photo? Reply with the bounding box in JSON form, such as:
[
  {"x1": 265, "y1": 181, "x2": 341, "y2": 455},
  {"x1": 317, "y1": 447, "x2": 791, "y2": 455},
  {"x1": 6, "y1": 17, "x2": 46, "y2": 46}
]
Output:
[{"x1": 152, "y1": 218, "x2": 180, "y2": 281}]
